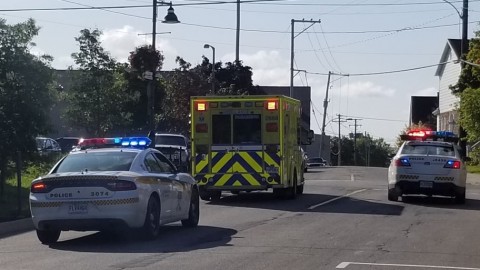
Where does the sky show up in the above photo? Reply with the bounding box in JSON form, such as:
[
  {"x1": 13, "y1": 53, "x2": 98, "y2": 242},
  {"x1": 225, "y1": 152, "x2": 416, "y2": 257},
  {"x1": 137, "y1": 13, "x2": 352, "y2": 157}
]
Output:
[{"x1": 2, "y1": 0, "x2": 480, "y2": 145}]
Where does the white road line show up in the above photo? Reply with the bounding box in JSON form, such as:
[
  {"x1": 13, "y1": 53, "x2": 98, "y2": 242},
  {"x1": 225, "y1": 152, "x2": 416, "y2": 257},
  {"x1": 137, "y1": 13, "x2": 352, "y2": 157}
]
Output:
[
  {"x1": 336, "y1": 262, "x2": 480, "y2": 269},
  {"x1": 350, "y1": 174, "x2": 355, "y2": 181},
  {"x1": 307, "y1": 189, "x2": 367, "y2": 210}
]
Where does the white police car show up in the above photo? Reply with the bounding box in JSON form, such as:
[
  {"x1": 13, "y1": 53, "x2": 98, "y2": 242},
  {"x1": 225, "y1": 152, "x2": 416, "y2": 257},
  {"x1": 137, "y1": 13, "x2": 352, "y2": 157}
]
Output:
[
  {"x1": 29, "y1": 137, "x2": 199, "y2": 244},
  {"x1": 388, "y1": 130, "x2": 467, "y2": 204}
]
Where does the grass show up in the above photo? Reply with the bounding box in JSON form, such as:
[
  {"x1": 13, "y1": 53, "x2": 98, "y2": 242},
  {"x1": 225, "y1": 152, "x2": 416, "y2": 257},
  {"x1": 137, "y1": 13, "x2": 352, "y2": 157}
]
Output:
[
  {"x1": 467, "y1": 164, "x2": 480, "y2": 174},
  {"x1": 0, "y1": 158, "x2": 58, "y2": 222}
]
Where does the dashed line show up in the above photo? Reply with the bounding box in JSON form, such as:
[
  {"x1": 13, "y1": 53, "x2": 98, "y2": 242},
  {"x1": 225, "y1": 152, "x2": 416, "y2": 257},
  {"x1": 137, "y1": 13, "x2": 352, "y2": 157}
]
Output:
[
  {"x1": 307, "y1": 189, "x2": 367, "y2": 210},
  {"x1": 350, "y1": 174, "x2": 355, "y2": 181}
]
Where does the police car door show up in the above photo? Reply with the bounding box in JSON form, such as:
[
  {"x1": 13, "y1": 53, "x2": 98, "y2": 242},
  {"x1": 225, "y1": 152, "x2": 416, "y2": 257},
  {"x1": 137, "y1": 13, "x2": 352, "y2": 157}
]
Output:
[
  {"x1": 143, "y1": 152, "x2": 174, "y2": 220},
  {"x1": 152, "y1": 152, "x2": 189, "y2": 219}
]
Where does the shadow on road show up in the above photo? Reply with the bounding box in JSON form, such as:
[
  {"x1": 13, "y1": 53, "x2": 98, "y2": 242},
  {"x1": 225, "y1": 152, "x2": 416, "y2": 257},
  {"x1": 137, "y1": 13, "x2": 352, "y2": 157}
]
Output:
[
  {"x1": 207, "y1": 192, "x2": 404, "y2": 216},
  {"x1": 401, "y1": 195, "x2": 480, "y2": 210},
  {"x1": 48, "y1": 225, "x2": 236, "y2": 253}
]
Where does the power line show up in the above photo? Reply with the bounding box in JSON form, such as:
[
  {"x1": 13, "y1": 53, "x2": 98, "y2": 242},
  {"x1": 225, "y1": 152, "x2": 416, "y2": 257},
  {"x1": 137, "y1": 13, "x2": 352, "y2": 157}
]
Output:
[
  {"x1": 303, "y1": 60, "x2": 453, "y2": 77},
  {"x1": 251, "y1": 0, "x2": 480, "y2": 7},
  {"x1": 0, "y1": 0, "x2": 285, "y2": 12}
]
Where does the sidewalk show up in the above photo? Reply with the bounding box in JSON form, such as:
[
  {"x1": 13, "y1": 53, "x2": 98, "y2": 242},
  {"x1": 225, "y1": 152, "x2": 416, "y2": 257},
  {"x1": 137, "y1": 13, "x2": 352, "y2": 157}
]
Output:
[
  {"x1": 0, "y1": 218, "x2": 33, "y2": 239},
  {"x1": 467, "y1": 173, "x2": 480, "y2": 185}
]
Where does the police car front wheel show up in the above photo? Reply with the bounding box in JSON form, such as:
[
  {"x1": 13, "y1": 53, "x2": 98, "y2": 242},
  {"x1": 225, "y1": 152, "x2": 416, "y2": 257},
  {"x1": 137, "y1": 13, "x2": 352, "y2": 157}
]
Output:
[{"x1": 182, "y1": 188, "x2": 200, "y2": 227}]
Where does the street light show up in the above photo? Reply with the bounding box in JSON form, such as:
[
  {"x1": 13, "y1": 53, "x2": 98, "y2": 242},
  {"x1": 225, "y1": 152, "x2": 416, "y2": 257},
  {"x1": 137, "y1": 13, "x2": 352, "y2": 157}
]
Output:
[
  {"x1": 204, "y1": 44, "x2": 216, "y2": 94},
  {"x1": 147, "y1": 1, "x2": 180, "y2": 132}
]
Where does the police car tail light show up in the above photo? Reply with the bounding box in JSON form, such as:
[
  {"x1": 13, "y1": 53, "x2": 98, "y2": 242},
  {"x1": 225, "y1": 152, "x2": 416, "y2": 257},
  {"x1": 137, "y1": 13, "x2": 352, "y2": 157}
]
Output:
[
  {"x1": 444, "y1": 160, "x2": 461, "y2": 169},
  {"x1": 394, "y1": 158, "x2": 411, "y2": 167},
  {"x1": 107, "y1": 180, "x2": 137, "y2": 191},
  {"x1": 31, "y1": 182, "x2": 48, "y2": 193}
]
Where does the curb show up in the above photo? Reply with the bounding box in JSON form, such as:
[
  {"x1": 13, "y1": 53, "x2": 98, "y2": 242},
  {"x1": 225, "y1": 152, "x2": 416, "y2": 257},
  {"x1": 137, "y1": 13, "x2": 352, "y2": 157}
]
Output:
[{"x1": 0, "y1": 218, "x2": 34, "y2": 239}]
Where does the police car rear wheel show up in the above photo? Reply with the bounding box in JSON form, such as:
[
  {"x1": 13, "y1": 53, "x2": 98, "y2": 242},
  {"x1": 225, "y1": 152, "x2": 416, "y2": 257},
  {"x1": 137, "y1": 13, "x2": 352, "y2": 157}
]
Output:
[
  {"x1": 455, "y1": 190, "x2": 466, "y2": 204},
  {"x1": 36, "y1": 229, "x2": 60, "y2": 244},
  {"x1": 182, "y1": 188, "x2": 200, "y2": 227},
  {"x1": 388, "y1": 189, "x2": 399, "y2": 202},
  {"x1": 143, "y1": 196, "x2": 161, "y2": 239}
]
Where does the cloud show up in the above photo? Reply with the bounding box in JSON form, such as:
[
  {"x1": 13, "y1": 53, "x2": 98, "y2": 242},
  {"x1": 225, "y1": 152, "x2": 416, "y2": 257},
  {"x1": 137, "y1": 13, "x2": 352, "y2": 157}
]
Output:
[
  {"x1": 223, "y1": 50, "x2": 291, "y2": 86},
  {"x1": 100, "y1": 25, "x2": 178, "y2": 66},
  {"x1": 336, "y1": 81, "x2": 396, "y2": 98},
  {"x1": 413, "y1": 87, "x2": 438, "y2": 96}
]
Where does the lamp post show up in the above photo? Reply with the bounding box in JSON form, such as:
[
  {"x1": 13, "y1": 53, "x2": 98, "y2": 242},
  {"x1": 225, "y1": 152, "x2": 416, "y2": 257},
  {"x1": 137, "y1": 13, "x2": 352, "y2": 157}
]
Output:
[
  {"x1": 147, "y1": 1, "x2": 180, "y2": 131},
  {"x1": 204, "y1": 44, "x2": 216, "y2": 94}
]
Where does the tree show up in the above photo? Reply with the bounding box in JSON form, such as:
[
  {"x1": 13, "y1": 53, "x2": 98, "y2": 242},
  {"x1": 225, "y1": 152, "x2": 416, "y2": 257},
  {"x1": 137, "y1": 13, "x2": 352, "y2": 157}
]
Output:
[
  {"x1": 0, "y1": 18, "x2": 54, "y2": 197},
  {"x1": 65, "y1": 29, "x2": 133, "y2": 137}
]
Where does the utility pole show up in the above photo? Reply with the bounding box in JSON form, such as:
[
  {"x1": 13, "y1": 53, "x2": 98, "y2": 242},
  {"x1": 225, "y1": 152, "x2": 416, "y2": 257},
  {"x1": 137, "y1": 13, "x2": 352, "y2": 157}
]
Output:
[
  {"x1": 147, "y1": 1, "x2": 179, "y2": 131},
  {"x1": 236, "y1": 0, "x2": 240, "y2": 62},
  {"x1": 289, "y1": 19, "x2": 321, "y2": 97},
  {"x1": 459, "y1": 0, "x2": 469, "y2": 158},
  {"x1": 348, "y1": 118, "x2": 362, "y2": 166},
  {"x1": 333, "y1": 114, "x2": 347, "y2": 166},
  {"x1": 318, "y1": 71, "x2": 331, "y2": 159}
]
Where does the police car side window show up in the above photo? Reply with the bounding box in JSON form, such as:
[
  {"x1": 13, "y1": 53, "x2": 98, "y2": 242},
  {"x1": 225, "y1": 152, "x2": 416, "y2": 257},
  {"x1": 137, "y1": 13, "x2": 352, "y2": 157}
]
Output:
[
  {"x1": 153, "y1": 153, "x2": 175, "y2": 173},
  {"x1": 144, "y1": 153, "x2": 163, "y2": 173}
]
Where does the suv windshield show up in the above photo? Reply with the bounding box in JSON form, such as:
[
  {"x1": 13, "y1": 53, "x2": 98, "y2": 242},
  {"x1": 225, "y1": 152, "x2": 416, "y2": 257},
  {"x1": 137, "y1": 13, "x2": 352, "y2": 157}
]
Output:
[
  {"x1": 54, "y1": 151, "x2": 138, "y2": 172},
  {"x1": 155, "y1": 136, "x2": 186, "y2": 147}
]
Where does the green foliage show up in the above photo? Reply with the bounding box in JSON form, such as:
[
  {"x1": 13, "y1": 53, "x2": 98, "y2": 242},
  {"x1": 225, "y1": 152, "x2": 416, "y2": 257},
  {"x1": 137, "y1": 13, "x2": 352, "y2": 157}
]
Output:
[
  {"x1": 451, "y1": 30, "x2": 480, "y2": 143},
  {"x1": 0, "y1": 18, "x2": 55, "y2": 202},
  {"x1": 65, "y1": 29, "x2": 133, "y2": 136},
  {"x1": 0, "y1": 159, "x2": 56, "y2": 221},
  {"x1": 129, "y1": 45, "x2": 164, "y2": 74},
  {"x1": 330, "y1": 135, "x2": 392, "y2": 167}
]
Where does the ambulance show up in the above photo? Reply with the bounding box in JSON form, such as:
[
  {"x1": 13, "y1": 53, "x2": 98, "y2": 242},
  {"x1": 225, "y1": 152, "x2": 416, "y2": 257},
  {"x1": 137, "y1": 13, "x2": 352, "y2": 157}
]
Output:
[{"x1": 190, "y1": 95, "x2": 313, "y2": 200}]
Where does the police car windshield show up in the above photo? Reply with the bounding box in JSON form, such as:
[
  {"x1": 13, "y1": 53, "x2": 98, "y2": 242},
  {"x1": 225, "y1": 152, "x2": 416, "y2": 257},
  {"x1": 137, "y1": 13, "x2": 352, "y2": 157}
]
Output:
[
  {"x1": 54, "y1": 151, "x2": 138, "y2": 173},
  {"x1": 401, "y1": 143, "x2": 455, "y2": 157}
]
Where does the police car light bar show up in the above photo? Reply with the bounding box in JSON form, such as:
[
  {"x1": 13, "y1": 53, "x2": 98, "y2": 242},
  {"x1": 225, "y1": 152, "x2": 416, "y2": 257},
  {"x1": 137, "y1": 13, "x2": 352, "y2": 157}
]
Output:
[
  {"x1": 77, "y1": 137, "x2": 151, "y2": 149},
  {"x1": 400, "y1": 130, "x2": 458, "y2": 142}
]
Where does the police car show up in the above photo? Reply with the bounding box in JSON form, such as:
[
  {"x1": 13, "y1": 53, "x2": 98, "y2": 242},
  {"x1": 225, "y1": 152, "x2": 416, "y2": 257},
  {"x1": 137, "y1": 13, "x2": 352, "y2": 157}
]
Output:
[
  {"x1": 388, "y1": 130, "x2": 467, "y2": 204},
  {"x1": 29, "y1": 137, "x2": 199, "y2": 244}
]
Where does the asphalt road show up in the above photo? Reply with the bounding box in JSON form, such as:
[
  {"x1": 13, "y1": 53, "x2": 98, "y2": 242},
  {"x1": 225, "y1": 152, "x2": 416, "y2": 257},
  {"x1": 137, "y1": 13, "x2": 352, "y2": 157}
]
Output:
[{"x1": 2, "y1": 166, "x2": 480, "y2": 270}]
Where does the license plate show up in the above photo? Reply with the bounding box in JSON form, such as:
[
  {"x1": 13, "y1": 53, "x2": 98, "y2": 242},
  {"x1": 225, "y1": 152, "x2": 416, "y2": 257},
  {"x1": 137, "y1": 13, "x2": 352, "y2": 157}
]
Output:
[
  {"x1": 68, "y1": 202, "x2": 88, "y2": 214},
  {"x1": 419, "y1": 181, "x2": 433, "y2": 188}
]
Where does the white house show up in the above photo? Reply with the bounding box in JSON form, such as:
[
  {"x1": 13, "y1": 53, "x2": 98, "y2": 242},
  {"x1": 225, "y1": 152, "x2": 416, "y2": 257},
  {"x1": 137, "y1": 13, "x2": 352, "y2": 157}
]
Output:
[{"x1": 434, "y1": 39, "x2": 462, "y2": 133}]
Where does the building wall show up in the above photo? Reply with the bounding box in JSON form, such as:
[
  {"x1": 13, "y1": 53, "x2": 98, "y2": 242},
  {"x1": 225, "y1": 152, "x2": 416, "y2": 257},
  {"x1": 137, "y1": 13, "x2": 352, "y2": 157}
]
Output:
[
  {"x1": 438, "y1": 111, "x2": 459, "y2": 134},
  {"x1": 438, "y1": 51, "x2": 460, "y2": 115}
]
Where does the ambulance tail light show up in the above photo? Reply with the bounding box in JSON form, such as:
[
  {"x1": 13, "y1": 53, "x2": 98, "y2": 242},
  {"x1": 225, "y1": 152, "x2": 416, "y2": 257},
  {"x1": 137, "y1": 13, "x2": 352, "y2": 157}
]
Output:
[
  {"x1": 196, "y1": 123, "x2": 208, "y2": 133},
  {"x1": 394, "y1": 158, "x2": 411, "y2": 167},
  {"x1": 265, "y1": 101, "x2": 278, "y2": 111},
  {"x1": 196, "y1": 102, "x2": 207, "y2": 111},
  {"x1": 444, "y1": 160, "x2": 461, "y2": 169},
  {"x1": 266, "y1": 123, "x2": 278, "y2": 132},
  {"x1": 31, "y1": 181, "x2": 48, "y2": 193}
]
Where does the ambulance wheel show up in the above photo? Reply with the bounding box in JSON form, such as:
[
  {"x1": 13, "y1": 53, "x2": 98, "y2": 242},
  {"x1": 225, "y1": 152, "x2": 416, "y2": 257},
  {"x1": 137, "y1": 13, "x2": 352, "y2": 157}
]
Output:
[
  {"x1": 199, "y1": 188, "x2": 212, "y2": 201},
  {"x1": 210, "y1": 191, "x2": 222, "y2": 201},
  {"x1": 142, "y1": 195, "x2": 161, "y2": 240},
  {"x1": 182, "y1": 187, "x2": 200, "y2": 227},
  {"x1": 36, "y1": 229, "x2": 60, "y2": 244},
  {"x1": 273, "y1": 188, "x2": 284, "y2": 198},
  {"x1": 285, "y1": 176, "x2": 298, "y2": 200},
  {"x1": 296, "y1": 183, "x2": 304, "y2": 195}
]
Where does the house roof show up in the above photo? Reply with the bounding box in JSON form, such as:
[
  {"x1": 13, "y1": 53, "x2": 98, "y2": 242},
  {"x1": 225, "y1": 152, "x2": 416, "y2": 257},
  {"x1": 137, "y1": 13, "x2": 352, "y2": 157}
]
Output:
[{"x1": 435, "y1": 39, "x2": 462, "y2": 77}]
